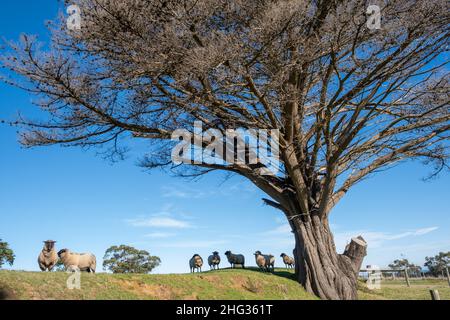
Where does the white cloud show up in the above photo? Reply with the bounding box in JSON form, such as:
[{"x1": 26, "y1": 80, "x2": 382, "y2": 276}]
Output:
[
  {"x1": 128, "y1": 217, "x2": 192, "y2": 229},
  {"x1": 266, "y1": 224, "x2": 292, "y2": 235},
  {"x1": 259, "y1": 223, "x2": 439, "y2": 253},
  {"x1": 161, "y1": 181, "x2": 256, "y2": 200},
  {"x1": 156, "y1": 240, "x2": 229, "y2": 248},
  {"x1": 144, "y1": 232, "x2": 176, "y2": 239},
  {"x1": 413, "y1": 227, "x2": 439, "y2": 236},
  {"x1": 161, "y1": 185, "x2": 210, "y2": 199},
  {"x1": 333, "y1": 226, "x2": 439, "y2": 250}
]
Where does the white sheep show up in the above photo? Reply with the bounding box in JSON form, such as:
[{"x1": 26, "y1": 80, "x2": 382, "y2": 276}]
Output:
[
  {"x1": 57, "y1": 249, "x2": 96, "y2": 273},
  {"x1": 38, "y1": 240, "x2": 58, "y2": 272}
]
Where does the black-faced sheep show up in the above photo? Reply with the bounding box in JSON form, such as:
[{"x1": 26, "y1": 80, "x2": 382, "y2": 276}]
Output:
[
  {"x1": 38, "y1": 240, "x2": 58, "y2": 272},
  {"x1": 57, "y1": 249, "x2": 96, "y2": 273},
  {"x1": 254, "y1": 251, "x2": 275, "y2": 272},
  {"x1": 208, "y1": 251, "x2": 221, "y2": 270},
  {"x1": 280, "y1": 253, "x2": 295, "y2": 269},
  {"x1": 189, "y1": 254, "x2": 203, "y2": 273},
  {"x1": 224, "y1": 251, "x2": 245, "y2": 269}
]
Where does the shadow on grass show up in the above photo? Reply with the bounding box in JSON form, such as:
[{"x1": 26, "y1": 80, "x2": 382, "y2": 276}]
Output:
[
  {"x1": 205, "y1": 266, "x2": 297, "y2": 281},
  {"x1": 245, "y1": 267, "x2": 297, "y2": 281},
  {"x1": 0, "y1": 283, "x2": 17, "y2": 300}
]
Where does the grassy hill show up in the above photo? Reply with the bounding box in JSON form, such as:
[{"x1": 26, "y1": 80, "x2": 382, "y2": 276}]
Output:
[{"x1": 1, "y1": 268, "x2": 449, "y2": 300}]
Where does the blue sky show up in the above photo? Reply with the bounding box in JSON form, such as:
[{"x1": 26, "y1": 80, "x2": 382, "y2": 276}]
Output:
[{"x1": 0, "y1": 1, "x2": 448, "y2": 274}]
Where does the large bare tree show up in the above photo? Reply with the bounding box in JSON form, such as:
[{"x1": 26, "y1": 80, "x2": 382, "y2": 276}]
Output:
[{"x1": 1, "y1": 0, "x2": 449, "y2": 299}]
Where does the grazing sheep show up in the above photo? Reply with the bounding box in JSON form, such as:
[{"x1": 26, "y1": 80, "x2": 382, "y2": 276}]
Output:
[
  {"x1": 57, "y1": 249, "x2": 96, "y2": 273},
  {"x1": 208, "y1": 251, "x2": 221, "y2": 270},
  {"x1": 254, "y1": 251, "x2": 275, "y2": 272},
  {"x1": 224, "y1": 251, "x2": 245, "y2": 269},
  {"x1": 189, "y1": 254, "x2": 203, "y2": 273},
  {"x1": 280, "y1": 253, "x2": 295, "y2": 269},
  {"x1": 38, "y1": 240, "x2": 58, "y2": 272}
]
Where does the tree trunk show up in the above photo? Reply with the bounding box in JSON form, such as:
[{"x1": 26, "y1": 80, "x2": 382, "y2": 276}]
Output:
[{"x1": 290, "y1": 214, "x2": 367, "y2": 300}]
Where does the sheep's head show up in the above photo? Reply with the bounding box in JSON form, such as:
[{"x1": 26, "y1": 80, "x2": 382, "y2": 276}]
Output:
[
  {"x1": 280, "y1": 253, "x2": 286, "y2": 257},
  {"x1": 254, "y1": 251, "x2": 262, "y2": 256},
  {"x1": 224, "y1": 251, "x2": 231, "y2": 256},
  {"x1": 212, "y1": 251, "x2": 219, "y2": 255},
  {"x1": 57, "y1": 249, "x2": 68, "y2": 258},
  {"x1": 43, "y1": 240, "x2": 56, "y2": 251}
]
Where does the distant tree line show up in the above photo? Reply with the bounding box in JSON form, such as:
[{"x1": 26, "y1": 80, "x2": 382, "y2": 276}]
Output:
[
  {"x1": 424, "y1": 252, "x2": 449, "y2": 277},
  {"x1": 102, "y1": 245, "x2": 161, "y2": 274},
  {"x1": 388, "y1": 252, "x2": 450, "y2": 277},
  {"x1": 0, "y1": 239, "x2": 15, "y2": 268}
]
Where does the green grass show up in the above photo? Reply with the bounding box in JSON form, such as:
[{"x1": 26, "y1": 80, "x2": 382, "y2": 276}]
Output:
[
  {"x1": 358, "y1": 278, "x2": 450, "y2": 300},
  {"x1": 0, "y1": 268, "x2": 315, "y2": 300},
  {"x1": 1, "y1": 269, "x2": 448, "y2": 300}
]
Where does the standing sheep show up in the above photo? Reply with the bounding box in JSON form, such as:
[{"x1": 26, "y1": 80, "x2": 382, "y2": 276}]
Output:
[
  {"x1": 280, "y1": 253, "x2": 295, "y2": 269},
  {"x1": 224, "y1": 251, "x2": 245, "y2": 269},
  {"x1": 254, "y1": 251, "x2": 275, "y2": 272},
  {"x1": 38, "y1": 240, "x2": 59, "y2": 272},
  {"x1": 189, "y1": 254, "x2": 203, "y2": 273},
  {"x1": 254, "y1": 251, "x2": 267, "y2": 271},
  {"x1": 208, "y1": 251, "x2": 221, "y2": 270},
  {"x1": 57, "y1": 249, "x2": 96, "y2": 273}
]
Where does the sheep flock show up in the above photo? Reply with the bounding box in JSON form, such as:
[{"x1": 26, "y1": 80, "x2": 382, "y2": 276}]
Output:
[
  {"x1": 190, "y1": 250, "x2": 295, "y2": 273},
  {"x1": 37, "y1": 240, "x2": 295, "y2": 274}
]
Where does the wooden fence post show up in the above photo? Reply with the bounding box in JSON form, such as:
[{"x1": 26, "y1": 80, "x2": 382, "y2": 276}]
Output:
[
  {"x1": 430, "y1": 289, "x2": 440, "y2": 300},
  {"x1": 404, "y1": 268, "x2": 410, "y2": 287}
]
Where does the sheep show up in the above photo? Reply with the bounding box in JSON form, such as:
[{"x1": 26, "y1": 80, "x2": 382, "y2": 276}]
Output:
[
  {"x1": 57, "y1": 249, "x2": 96, "y2": 273},
  {"x1": 224, "y1": 251, "x2": 245, "y2": 269},
  {"x1": 254, "y1": 251, "x2": 267, "y2": 271},
  {"x1": 38, "y1": 240, "x2": 58, "y2": 272},
  {"x1": 280, "y1": 253, "x2": 295, "y2": 269},
  {"x1": 267, "y1": 255, "x2": 275, "y2": 272},
  {"x1": 189, "y1": 254, "x2": 203, "y2": 273},
  {"x1": 208, "y1": 251, "x2": 221, "y2": 270},
  {"x1": 254, "y1": 251, "x2": 275, "y2": 272}
]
